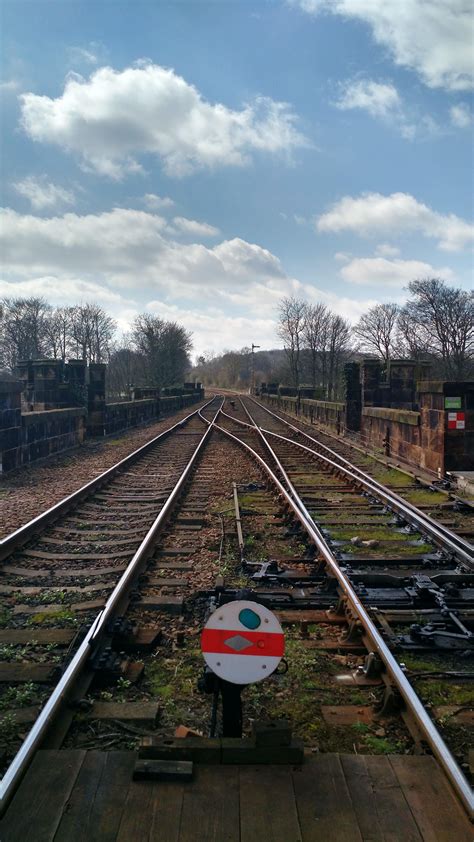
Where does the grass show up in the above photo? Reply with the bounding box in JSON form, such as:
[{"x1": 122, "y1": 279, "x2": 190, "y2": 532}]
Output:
[
  {"x1": 403, "y1": 489, "x2": 446, "y2": 505},
  {"x1": 415, "y1": 680, "x2": 474, "y2": 707},
  {"x1": 373, "y1": 469, "x2": 415, "y2": 488},
  {"x1": 0, "y1": 681, "x2": 37, "y2": 710},
  {"x1": 0, "y1": 608, "x2": 12, "y2": 629}
]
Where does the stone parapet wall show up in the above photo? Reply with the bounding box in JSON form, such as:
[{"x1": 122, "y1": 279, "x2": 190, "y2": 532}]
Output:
[
  {"x1": 1, "y1": 404, "x2": 86, "y2": 473},
  {"x1": 0, "y1": 381, "x2": 23, "y2": 472},
  {"x1": 105, "y1": 398, "x2": 159, "y2": 436},
  {"x1": 361, "y1": 407, "x2": 425, "y2": 469},
  {"x1": 261, "y1": 394, "x2": 345, "y2": 433},
  {"x1": 0, "y1": 377, "x2": 204, "y2": 473},
  {"x1": 104, "y1": 392, "x2": 203, "y2": 437}
]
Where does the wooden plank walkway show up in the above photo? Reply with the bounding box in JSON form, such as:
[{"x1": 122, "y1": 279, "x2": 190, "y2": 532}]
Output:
[{"x1": 1, "y1": 751, "x2": 472, "y2": 841}]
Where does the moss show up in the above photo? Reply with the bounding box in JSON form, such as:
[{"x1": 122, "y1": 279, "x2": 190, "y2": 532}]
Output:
[
  {"x1": 328, "y1": 525, "x2": 411, "y2": 542},
  {"x1": 27, "y1": 608, "x2": 78, "y2": 626}
]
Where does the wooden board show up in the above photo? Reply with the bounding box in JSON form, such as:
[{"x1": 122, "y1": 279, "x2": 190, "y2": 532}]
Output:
[
  {"x1": 0, "y1": 628, "x2": 75, "y2": 644},
  {"x1": 390, "y1": 755, "x2": 473, "y2": 842},
  {"x1": 179, "y1": 766, "x2": 240, "y2": 842},
  {"x1": 292, "y1": 755, "x2": 363, "y2": 842},
  {"x1": 55, "y1": 751, "x2": 108, "y2": 842},
  {"x1": 85, "y1": 701, "x2": 160, "y2": 725},
  {"x1": 240, "y1": 766, "x2": 302, "y2": 842},
  {"x1": 3, "y1": 751, "x2": 474, "y2": 841},
  {"x1": 364, "y1": 755, "x2": 423, "y2": 842},
  {"x1": 57, "y1": 751, "x2": 135, "y2": 842},
  {"x1": 340, "y1": 755, "x2": 385, "y2": 842},
  {"x1": 0, "y1": 750, "x2": 85, "y2": 842},
  {"x1": 0, "y1": 662, "x2": 55, "y2": 683}
]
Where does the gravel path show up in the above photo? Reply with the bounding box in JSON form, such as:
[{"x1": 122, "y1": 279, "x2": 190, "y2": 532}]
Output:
[{"x1": 0, "y1": 402, "x2": 207, "y2": 539}]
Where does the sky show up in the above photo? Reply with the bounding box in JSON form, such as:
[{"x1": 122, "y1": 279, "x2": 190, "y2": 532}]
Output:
[{"x1": 1, "y1": 0, "x2": 473, "y2": 360}]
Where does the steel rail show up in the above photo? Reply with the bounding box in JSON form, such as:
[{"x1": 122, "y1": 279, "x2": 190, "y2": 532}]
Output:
[
  {"x1": 0, "y1": 398, "x2": 223, "y2": 814},
  {"x1": 211, "y1": 410, "x2": 474, "y2": 818},
  {"x1": 222, "y1": 400, "x2": 473, "y2": 568},
  {"x1": 261, "y1": 427, "x2": 474, "y2": 569},
  {"x1": 0, "y1": 396, "x2": 216, "y2": 562},
  {"x1": 247, "y1": 396, "x2": 474, "y2": 559}
]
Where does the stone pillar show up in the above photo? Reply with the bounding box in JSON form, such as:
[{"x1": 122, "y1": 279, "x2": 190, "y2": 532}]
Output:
[
  {"x1": 344, "y1": 362, "x2": 361, "y2": 431},
  {"x1": 389, "y1": 359, "x2": 417, "y2": 409},
  {"x1": 31, "y1": 359, "x2": 64, "y2": 409},
  {"x1": 361, "y1": 359, "x2": 383, "y2": 407},
  {"x1": 67, "y1": 360, "x2": 87, "y2": 407},
  {"x1": 16, "y1": 360, "x2": 34, "y2": 410},
  {"x1": 0, "y1": 380, "x2": 22, "y2": 472},
  {"x1": 417, "y1": 381, "x2": 445, "y2": 474},
  {"x1": 87, "y1": 363, "x2": 106, "y2": 436}
]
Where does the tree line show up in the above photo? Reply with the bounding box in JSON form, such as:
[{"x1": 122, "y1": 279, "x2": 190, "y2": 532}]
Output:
[
  {"x1": 192, "y1": 278, "x2": 473, "y2": 396},
  {"x1": 0, "y1": 298, "x2": 193, "y2": 397}
]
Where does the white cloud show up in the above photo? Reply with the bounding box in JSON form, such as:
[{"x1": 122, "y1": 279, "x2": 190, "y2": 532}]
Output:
[
  {"x1": 375, "y1": 243, "x2": 401, "y2": 257},
  {"x1": 172, "y1": 217, "x2": 220, "y2": 237},
  {"x1": 334, "y1": 251, "x2": 351, "y2": 263},
  {"x1": 146, "y1": 299, "x2": 280, "y2": 354},
  {"x1": 450, "y1": 103, "x2": 473, "y2": 128},
  {"x1": 0, "y1": 204, "x2": 393, "y2": 354},
  {"x1": 289, "y1": 0, "x2": 474, "y2": 91},
  {"x1": 68, "y1": 42, "x2": 106, "y2": 66},
  {"x1": 12, "y1": 176, "x2": 76, "y2": 211},
  {"x1": 340, "y1": 256, "x2": 454, "y2": 287},
  {"x1": 335, "y1": 79, "x2": 401, "y2": 118},
  {"x1": 0, "y1": 79, "x2": 20, "y2": 93},
  {"x1": 0, "y1": 207, "x2": 288, "y2": 299},
  {"x1": 20, "y1": 62, "x2": 307, "y2": 179},
  {"x1": 334, "y1": 78, "x2": 422, "y2": 138},
  {"x1": 142, "y1": 193, "x2": 174, "y2": 210},
  {"x1": 317, "y1": 192, "x2": 474, "y2": 252}
]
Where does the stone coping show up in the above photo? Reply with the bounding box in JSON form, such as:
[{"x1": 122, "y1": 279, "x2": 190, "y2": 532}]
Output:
[
  {"x1": 22, "y1": 407, "x2": 86, "y2": 423},
  {"x1": 106, "y1": 398, "x2": 156, "y2": 409},
  {"x1": 363, "y1": 406, "x2": 420, "y2": 425}
]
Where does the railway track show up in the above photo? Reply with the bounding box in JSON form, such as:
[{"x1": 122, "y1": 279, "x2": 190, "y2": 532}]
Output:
[
  {"x1": 214, "y1": 396, "x2": 473, "y2": 816},
  {"x1": 0, "y1": 392, "x2": 472, "y2": 822},
  {"x1": 0, "y1": 396, "x2": 223, "y2": 807}
]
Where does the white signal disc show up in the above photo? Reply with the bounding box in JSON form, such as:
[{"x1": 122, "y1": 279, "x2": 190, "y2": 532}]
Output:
[{"x1": 201, "y1": 600, "x2": 285, "y2": 685}]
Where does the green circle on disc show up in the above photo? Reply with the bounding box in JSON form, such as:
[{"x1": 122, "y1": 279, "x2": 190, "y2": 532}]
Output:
[{"x1": 239, "y1": 608, "x2": 261, "y2": 630}]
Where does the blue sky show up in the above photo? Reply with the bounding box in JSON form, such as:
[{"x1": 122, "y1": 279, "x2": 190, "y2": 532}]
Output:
[{"x1": 1, "y1": 0, "x2": 473, "y2": 358}]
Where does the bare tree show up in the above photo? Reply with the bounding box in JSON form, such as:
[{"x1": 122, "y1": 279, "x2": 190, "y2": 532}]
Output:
[
  {"x1": 400, "y1": 279, "x2": 474, "y2": 379},
  {"x1": 107, "y1": 336, "x2": 146, "y2": 398},
  {"x1": 0, "y1": 297, "x2": 52, "y2": 371},
  {"x1": 326, "y1": 313, "x2": 352, "y2": 399},
  {"x1": 69, "y1": 304, "x2": 116, "y2": 363},
  {"x1": 43, "y1": 307, "x2": 75, "y2": 360},
  {"x1": 353, "y1": 303, "x2": 399, "y2": 363},
  {"x1": 277, "y1": 297, "x2": 307, "y2": 388},
  {"x1": 303, "y1": 302, "x2": 328, "y2": 387}
]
